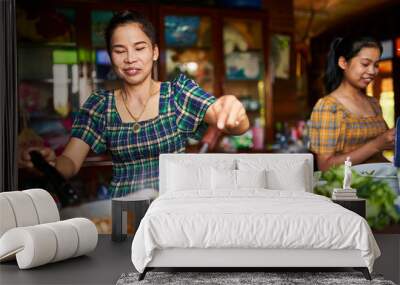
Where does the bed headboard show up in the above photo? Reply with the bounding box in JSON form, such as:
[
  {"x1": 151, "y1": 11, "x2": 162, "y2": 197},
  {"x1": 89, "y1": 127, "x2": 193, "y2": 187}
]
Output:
[{"x1": 159, "y1": 153, "x2": 314, "y2": 195}]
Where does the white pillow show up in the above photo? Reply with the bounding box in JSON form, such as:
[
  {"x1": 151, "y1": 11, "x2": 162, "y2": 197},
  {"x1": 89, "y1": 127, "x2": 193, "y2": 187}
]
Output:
[
  {"x1": 236, "y1": 169, "x2": 267, "y2": 189},
  {"x1": 265, "y1": 161, "x2": 307, "y2": 191},
  {"x1": 167, "y1": 162, "x2": 211, "y2": 191},
  {"x1": 212, "y1": 168, "x2": 237, "y2": 190},
  {"x1": 237, "y1": 159, "x2": 309, "y2": 191}
]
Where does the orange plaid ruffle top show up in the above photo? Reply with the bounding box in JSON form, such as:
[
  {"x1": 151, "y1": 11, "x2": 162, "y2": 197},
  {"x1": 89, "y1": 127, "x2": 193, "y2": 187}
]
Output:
[{"x1": 309, "y1": 95, "x2": 388, "y2": 156}]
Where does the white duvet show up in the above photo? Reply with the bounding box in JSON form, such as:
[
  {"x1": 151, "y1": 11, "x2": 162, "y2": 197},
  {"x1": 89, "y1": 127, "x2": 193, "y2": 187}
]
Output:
[{"x1": 131, "y1": 190, "x2": 380, "y2": 273}]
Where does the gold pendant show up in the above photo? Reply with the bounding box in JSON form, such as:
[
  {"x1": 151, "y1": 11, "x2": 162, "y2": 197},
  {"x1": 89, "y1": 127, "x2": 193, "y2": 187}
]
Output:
[
  {"x1": 133, "y1": 123, "x2": 141, "y2": 133},
  {"x1": 133, "y1": 123, "x2": 141, "y2": 134}
]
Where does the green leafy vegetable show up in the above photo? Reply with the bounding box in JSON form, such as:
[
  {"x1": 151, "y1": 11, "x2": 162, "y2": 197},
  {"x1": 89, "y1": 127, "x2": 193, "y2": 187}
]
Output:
[{"x1": 314, "y1": 165, "x2": 400, "y2": 230}]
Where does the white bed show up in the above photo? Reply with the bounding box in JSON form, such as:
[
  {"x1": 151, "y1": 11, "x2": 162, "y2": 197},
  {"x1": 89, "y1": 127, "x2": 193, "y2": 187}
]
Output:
[{"x1": 131, "y1": 154, "x2": 380, "y2": 280}]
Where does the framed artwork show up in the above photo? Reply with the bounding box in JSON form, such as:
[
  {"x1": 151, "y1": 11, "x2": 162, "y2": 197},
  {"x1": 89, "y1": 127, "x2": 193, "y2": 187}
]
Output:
[
  {"x1": 225, "y1": 51, "x2": 262, "y2": 80},
  {"x1": 270, "y1": 34, "x2": 291, "y2": 79},
  {"x1": 380, "y1": 39, "x2": 393, "y2": 60},
  {"x1": 217, "y1": 0, "x2": 262, "y2": 9},
  {"x1": 91, "y1": 10, "x2": 114, "y2": 48},
  {"x1": 164, "y1": 16, "x2": 200, "y2": 47}
]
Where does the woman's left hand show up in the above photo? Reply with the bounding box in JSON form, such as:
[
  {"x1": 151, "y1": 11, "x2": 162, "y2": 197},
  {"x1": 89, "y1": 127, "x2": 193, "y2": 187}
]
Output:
[{"x1": 206, "y1": 95, "x2": 249, "y2": 134}]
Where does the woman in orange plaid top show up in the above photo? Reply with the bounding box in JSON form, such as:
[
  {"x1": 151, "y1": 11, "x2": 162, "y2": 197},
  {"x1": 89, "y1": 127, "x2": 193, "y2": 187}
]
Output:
[{"x1": 309, "y1": 36, "x2": 394, "y2": 171}]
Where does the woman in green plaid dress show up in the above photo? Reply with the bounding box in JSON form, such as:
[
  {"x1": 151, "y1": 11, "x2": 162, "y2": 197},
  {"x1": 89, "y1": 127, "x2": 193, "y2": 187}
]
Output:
[{"x1": 21, "y1": 11, "x2": 249, "y2": 197}]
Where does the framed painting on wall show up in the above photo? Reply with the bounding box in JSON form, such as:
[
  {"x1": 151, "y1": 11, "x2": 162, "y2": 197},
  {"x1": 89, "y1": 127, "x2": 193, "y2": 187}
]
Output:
[
  {"x1": 225, "y1": 51, "x2": 262, "y2": 80},
  {"x1": 270, "y1": 34, "x2": 290, "y2": 79}
]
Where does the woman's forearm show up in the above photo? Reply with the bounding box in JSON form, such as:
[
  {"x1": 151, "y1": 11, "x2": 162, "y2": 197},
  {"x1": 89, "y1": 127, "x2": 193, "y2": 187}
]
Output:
[
  {"x1": 55, "y1": 155, "x2": 78, "y2": 179},
  {"x1": 55, "y1": 137, "x2": 91, "y2": 179},
  {"x1": 318, "y1": 139, "x2": 381, "y2": 171}
]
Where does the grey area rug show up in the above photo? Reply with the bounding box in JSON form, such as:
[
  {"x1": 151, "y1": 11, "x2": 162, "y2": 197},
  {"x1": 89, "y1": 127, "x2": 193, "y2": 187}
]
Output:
[{"x1": 116, "y1": 271, "x2": 396, "y2": 285}]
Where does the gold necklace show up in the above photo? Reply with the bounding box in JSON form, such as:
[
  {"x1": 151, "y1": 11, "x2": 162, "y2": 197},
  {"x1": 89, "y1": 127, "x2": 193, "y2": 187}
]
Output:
[{"x1": 121, "y1": 85, "x2": 158, "y2": 133}]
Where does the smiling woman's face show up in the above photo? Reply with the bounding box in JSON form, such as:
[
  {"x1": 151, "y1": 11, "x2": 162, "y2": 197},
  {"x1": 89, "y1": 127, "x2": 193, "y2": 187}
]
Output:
[
  {"x1": 339, "y1": 47, "x2": 381, "y2": 90},
  {"x1": 110, "y1": 23, "x2": 159, "y2": 86}
]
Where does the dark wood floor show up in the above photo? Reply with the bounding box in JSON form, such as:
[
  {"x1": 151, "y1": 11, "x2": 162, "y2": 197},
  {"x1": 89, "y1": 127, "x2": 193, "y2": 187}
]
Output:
[{"x1": 0, "y1": 235, "x2": 134, "y2": 285}]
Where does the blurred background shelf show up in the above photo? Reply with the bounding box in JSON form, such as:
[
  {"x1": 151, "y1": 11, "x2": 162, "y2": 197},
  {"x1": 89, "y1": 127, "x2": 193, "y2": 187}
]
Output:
[{"x1": 14, "y1": 0, "x2": 400, "y2": 236}]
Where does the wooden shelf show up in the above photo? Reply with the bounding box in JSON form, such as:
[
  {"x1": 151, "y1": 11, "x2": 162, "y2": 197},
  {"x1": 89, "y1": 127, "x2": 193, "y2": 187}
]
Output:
[
  {"x1": 224, "y1": 78, "x2": 262, "y2": 82},
  {"x1": 166, "y1": 46, "x2": 212, "y2": 50},
  {"x1": 18, "y1": 42, "x2": 77, "y2": 48}
]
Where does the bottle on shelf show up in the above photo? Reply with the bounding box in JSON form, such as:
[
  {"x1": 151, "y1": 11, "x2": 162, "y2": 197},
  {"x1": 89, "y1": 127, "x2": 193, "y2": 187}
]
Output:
[
  {"x1": 275, "y1": 122, "x2": 288, "y2": 150},
  {"x1": 252, "y1": 118, "x2": 264, "y2": 150}
]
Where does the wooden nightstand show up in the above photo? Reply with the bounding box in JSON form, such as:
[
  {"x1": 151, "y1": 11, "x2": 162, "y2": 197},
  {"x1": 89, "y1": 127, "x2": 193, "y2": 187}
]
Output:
[{"x1": 332, "y1": 198, "x2": 366, "y2": 218}]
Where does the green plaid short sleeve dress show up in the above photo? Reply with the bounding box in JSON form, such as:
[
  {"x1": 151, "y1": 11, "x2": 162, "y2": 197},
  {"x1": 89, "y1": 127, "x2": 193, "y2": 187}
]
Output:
[{"x1": 71, "y1": 74, "x2": 216, "y2": 197}]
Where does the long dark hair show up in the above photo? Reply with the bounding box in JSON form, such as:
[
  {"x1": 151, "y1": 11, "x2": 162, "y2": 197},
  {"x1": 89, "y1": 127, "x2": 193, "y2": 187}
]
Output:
[
  {"x1": 324, "y1": 36, "x2": 383, "y2": 93},
  {"x1": 104, "y1": 10, "x2": 156, "y2": 56}
]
